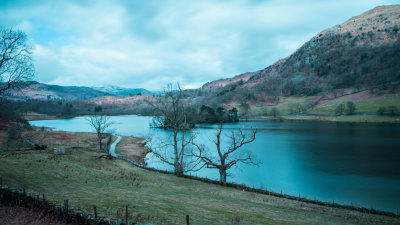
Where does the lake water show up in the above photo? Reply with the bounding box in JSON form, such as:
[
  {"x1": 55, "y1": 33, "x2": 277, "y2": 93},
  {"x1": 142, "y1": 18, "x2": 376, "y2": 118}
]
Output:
[{"x1": 30, "y1": 115, "x2": 400, "y2": 213}]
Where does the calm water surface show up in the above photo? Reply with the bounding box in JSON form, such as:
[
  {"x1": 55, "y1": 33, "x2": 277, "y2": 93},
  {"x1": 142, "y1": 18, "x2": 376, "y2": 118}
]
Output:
[{"x1": 30, "y1": 115, "x2": 400, "y2": 213}]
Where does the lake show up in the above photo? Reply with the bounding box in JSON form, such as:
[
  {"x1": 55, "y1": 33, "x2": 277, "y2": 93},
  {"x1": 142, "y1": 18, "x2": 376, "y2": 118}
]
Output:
[{"x1": 30, "y1": 115, "x2": 400, "y2": 213}]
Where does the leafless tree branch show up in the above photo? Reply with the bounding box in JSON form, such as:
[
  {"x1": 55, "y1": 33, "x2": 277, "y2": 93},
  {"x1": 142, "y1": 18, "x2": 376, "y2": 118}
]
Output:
[
  {"x1": 191, "y1": 123, "x2": 259, "y2": 184},
  {"x1": 86, "y1": 115, "x2": 114, "y2": 154},
  {"x1": 145, "y1": 83, "x2": 199, "y2": 176},
  {"x1": 0, "y1": 27, "x2": 34, "y2": 95}
]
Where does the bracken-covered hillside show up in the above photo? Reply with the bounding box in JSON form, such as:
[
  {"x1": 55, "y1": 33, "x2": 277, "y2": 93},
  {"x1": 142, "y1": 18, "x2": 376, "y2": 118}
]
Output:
[{"x1": 201, "y1": 5, "x2": 400, "y2": 103}]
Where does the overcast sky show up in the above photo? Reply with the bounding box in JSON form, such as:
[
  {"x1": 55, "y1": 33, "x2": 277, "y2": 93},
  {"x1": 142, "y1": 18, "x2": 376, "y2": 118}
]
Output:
[{"x1": 0, "y1": 0, "x2": 398, "y2": 90}]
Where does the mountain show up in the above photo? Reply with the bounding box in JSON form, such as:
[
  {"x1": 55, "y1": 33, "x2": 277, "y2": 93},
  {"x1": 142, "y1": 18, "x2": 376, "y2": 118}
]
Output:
[
  {"x1": 91, "y1": 85, "x2": 151, "y2": 96},
  {"x1": 3, "y1": 82, "x2": 110, "y2": 101},
  {"x1": 202, "y1": 72, "x2": 254, "y2": 89},
  {"x1": 2, "y1": 82, "x2": 151, "y2": 101},
  {"x1": 201, "y1": 5, "x2": 400, "y2": 103}
]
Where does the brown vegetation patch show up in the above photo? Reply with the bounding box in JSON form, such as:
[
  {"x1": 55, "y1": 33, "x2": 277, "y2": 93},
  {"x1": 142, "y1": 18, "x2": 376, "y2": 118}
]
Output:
[
  {"x1": 0, "y1": 129, "x2": 100, "y2": 152},
  {"x1": 115, "y1": 136, "x2": 150, "y2": 164},
  {"x1": 46, "y1": 131, "x2": 75, "y2": 141},
  {"x1": 0, "y1": 205, "x2": 68, "y2": 225}
]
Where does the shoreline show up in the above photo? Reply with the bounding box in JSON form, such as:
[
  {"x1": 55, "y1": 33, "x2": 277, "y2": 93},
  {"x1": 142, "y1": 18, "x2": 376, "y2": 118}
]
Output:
[
  {"x1": 1, "y1": 128, "x2": 399, "y2": 223},
  {"x1": 108, "y1": 141, "x2": 400, "y2": 218},
  {"x1": 21, "y1": 117, "x2": 400, "y2": 216},
  {"x1": 112, "y1": 135, "x2": 150, "y2": 165},
  {"x1": 247, "y1": 114, "x2": 400, "y2": 124},
  {"x1": 23, "y1": 112, "x2": 150, "y2": 122},
  {"x1": 25, "y1": 111, "x2": 400, "y2": 124},
  {"x1": 2, "y1": 149, "x2": 398, "y2": 224},
  {"x1": 107, "y1": 133, "x2": 400, "y2": 217},
  {"x1": 0, "y1": 128, "x2": 150, "y2": 165}
]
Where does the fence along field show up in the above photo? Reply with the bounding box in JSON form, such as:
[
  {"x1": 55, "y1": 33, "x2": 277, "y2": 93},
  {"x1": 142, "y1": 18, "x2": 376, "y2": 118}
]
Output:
[{"x1": 1, "y1": 138, "x2": 399, "y2": 224}]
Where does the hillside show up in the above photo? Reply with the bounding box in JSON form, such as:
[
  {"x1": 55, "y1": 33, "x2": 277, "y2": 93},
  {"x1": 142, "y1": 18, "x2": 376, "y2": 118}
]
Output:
[
  {"x1": 200, "y1": 5, "x2": 400, "y2": 104},
  {"x1": 91, "y1": 85, "x2": 151, "y2": 97},
  {"x1": 3, "y1": 82, "x2": 110, "y2": 101},
  {"x1": 2, "y1": 82, "x2": 151, "y2": 101}
]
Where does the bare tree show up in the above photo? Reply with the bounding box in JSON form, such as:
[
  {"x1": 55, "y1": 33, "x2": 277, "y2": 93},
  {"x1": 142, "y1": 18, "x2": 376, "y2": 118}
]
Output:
[
  {"x1": 146, "y1": 83, "x2": 199, "y2": 176},
  {"x1": 0, "y1": 27, "x2": 35, "y2": 94},
  {"x1": 192, "y1": 124, "x2": 259, "y2": 185},
  {"x1": 86, "y1": 115, "x2": 114, "y2": 154}
]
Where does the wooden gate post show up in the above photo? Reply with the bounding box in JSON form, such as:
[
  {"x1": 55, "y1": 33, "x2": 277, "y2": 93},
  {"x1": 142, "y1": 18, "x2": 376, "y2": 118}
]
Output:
[
  {"x1": 93, "y1": 206, "x2": 97, "y2": 220},
  {"x1": 64, "y1": 200, "x2": 69, "y2": 213},
  {"x1": 126, "y1": 205, "x2": 128, "y2": 225}
]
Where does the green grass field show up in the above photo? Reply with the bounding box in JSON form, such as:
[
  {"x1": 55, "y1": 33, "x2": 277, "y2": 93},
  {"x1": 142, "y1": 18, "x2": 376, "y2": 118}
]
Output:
[
  {"x1": 236, "y1": 96, "x2": 317, "y2": 116},
  {"x1": 273, "y1": 115, "x2": 400, "y2": 123},
  {"x1": 308, "y1": 94, "x2": 400, "y2": 115},
  {"x1": 236, "y1": 92, "x2": 400, "y2": 123},
  {"x1": 1, "y1": 149, "x2": 399, "y2": 224}
]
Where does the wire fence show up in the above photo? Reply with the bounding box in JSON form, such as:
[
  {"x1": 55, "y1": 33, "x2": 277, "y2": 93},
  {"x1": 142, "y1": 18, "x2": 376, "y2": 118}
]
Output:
[
  {"x1": 115, "y1": 154, "x2": 400, "y2": 219},
  {"x1": 1, "y1": 152, "x2": 398, "y2": 225},
  {"x1": 0, "y1": 177, "x2": 195, "y2": 225}
]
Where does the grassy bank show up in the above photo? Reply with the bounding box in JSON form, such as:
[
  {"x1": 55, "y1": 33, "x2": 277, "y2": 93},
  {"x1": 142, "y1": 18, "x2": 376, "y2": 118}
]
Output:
[
  {"x1": 22, "y1": 112, "x2": 67, "y2": 121},
  {"x1": 236, "y1": 91, "x2": 400, "y2": 123},
  {"x1": 0, "y1": 129, "x2": 148, "y2": 158},
  {"x1": 259, "y1": 114, "x2": 400, "y2": 123},
  {"x1": 1, "y1": 148, "x2": 399, "y2": 224}
]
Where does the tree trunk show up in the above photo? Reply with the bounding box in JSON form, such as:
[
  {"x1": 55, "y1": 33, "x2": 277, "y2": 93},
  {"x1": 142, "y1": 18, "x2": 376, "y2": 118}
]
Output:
[
  {"x1": 173, "y1": 130, "x2": 183, "y2": 176},
  {"x1": 219, "y1": 169, "x2": 227, "y2": 185},
  {"x1": 98, "y1": 138, "x2": 103, "y2": 152}
]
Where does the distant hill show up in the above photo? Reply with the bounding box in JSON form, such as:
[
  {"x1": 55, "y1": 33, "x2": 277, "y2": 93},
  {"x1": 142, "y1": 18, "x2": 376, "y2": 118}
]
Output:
[
  {"x1": 200, "y1": 5, "x2": 400, "y2": 104},
  {"x1": 2, "y1": 82, "x2": 151, "y2": 101},
  {"x1": 91, "y1": 85, "x2": 151, "y2": 97}
]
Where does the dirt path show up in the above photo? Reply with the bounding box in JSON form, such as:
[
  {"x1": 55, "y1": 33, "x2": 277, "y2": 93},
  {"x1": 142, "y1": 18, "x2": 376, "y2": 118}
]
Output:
[{"x1": 109, "y1": 135, "x2": 122, "y2": 157}]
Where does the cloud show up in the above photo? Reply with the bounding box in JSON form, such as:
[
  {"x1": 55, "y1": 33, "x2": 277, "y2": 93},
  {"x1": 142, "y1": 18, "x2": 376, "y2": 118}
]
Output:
[{"x1": 0, "y1": 0, "x2": 398, "y2": 90}]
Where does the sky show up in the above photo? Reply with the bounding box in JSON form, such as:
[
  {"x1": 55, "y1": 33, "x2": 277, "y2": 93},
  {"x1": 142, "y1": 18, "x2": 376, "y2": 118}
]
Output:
[{"x1": 0, "y1": 0, "x2": 398, "y2": 91}]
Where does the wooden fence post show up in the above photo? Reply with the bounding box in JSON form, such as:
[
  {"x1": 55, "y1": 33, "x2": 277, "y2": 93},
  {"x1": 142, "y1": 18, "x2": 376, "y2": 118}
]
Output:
[
  {"x1": 117, "y1": 209, "x2": 119, "y2": 224},
  {"x1": 186, "y1": 215, "x2": 190, "y2": 225},
  {"x1": 94, "y1": 206, "x2": 97, "y2": 220},
  {"x1": 126, "y1": 205, "x2": 128, "y2": 225},
  {"x1": 64, "y1": 200, "x2": 69, "y2": 213}
]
